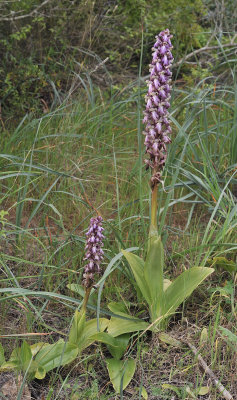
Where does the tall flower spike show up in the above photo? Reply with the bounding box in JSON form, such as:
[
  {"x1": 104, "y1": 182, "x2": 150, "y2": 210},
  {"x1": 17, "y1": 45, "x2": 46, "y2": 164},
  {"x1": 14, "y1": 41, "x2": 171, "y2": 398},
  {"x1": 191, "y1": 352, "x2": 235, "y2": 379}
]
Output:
[
  {"x1": 143, "y1": 29, "x2": 173, "y2": 187},
  {"x1": 82, "y1": 216, "x2": 104, "y2": 288}
]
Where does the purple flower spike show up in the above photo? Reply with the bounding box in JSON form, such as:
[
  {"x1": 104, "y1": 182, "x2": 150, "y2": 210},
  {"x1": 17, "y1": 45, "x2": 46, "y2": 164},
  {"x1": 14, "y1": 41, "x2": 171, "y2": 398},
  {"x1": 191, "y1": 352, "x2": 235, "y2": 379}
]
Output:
[
  {"x1": 143, "y1": 29, "x2": 173, "y2": 187},
  {"x1": 82, "y1": 216, "x2": 104, "y2": 288}
]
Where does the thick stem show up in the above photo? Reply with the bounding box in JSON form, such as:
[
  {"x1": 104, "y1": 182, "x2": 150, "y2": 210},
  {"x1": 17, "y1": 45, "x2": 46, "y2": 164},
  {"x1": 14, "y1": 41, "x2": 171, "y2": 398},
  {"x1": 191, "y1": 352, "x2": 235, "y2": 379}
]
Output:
[
  {"x1": 149, "y1": 180, "x2": 159, "y2": 248},
  {"x1": 81, "y1": 287, "x2": 92, "y2": 313},
  {"x1": 151, "y1": 182, "x2": 158, "y2": 231}
]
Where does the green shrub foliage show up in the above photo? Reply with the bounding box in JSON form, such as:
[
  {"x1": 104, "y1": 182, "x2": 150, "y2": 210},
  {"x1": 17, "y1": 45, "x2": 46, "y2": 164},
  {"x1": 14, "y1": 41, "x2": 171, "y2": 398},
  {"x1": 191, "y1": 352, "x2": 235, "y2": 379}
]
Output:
[{"x1": 0, "y1": 0, "x2": 232, "y2": 123}]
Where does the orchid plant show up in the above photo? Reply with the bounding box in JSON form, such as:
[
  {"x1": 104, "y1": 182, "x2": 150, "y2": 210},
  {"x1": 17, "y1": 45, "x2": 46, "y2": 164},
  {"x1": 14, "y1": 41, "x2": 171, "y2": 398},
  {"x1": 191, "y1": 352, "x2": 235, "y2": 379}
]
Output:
[
  {"x1": 108, "y1": 30, "x2": 214, "y2": 335},
  {"x1": 0, "y1": 217, "x2": 111, "y2": 379},
  {"x1": 0, "y1": 217, "x2": 136, "y2": 392}
]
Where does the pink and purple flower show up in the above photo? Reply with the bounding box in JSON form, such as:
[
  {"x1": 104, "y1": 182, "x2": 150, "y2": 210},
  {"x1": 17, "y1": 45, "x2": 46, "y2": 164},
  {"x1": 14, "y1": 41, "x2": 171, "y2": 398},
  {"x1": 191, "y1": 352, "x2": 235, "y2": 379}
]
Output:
[
  {"x1": 83, "y1": 216, "x2": 104, "y2": 288},
  {"x1": 143, "y1": 29, "x2": 173, "y2": 187}
]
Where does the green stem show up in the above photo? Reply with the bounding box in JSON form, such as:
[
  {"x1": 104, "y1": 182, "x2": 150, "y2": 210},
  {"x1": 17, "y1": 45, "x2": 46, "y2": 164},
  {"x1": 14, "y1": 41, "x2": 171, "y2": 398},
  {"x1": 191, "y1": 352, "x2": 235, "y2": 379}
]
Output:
[
  {"x1": 148, "y1": 165, "x2": 160, "y2": 244},
  {"x1": 151, "y1": 183, "x2": 158, "y2": 230},
  {"x1": 81, "y1": 287, "x2": 92, "y2": 313}
]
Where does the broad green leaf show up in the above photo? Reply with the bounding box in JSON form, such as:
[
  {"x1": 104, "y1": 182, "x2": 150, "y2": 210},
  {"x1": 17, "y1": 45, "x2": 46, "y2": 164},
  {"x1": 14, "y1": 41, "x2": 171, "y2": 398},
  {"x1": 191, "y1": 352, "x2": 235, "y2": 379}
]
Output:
[
  {"x1": 108, "y1": 303, "x2": 140, "y2": 320},
  {"x1": 67, "y1": 284, "x2": 96, "y2": 304},
  {"x1": 20, "y1": 341, "x2": 32, "y2": 371},
  {"x1": 0, "y1": 340, "x2": 78, "y2": 377},
  {"x1": 67, "y1": 283, "x2": 85, "y2": 296},
  {"x1": 35, "y1": 339, "x2": 78, "y2": 372},
  {"x1": 90, "y1": 332, "x2": 119, "y2": 348},
  {"x1": 107, "y1": 303, "x2": 148, "y2": 337},
  {"x1": 0, "y1": 347, "x2": 21, "y2": 371},
  {"x1": 122, "y1": 250, "x2": 151, "y2": 304},
  {"x1": 30, "y1": 342, "x2": 49, "y2": 357},
  {"x1": 108, "y1": 302, "x2": 130, "y2": 315},
  {"x1": 0, "y1": 360, "x2": 19, "y2": 371},
  {"x1": 106, "y1": 333, "x2": 130, "y2": 360},
  {"x1": 78, "y1": 318, "x2": 109, "y2": 351},
  {"x1": 106, "y1": 358, "x2": 136, "y2": 393},
  {"x1": 8, "y1": 347, "x2": 20, "y2": 363},
  {"x1": 144, "y1": 237, "x2": 164, "y2": 320},
  {"x1": 0, "y1": 343, "x2": 5, "y2": 366},
  {"x1": 163, "y1": 267, "x2": 214, "y2": 317},
  {"x1": 84, "y1": 318, "x2": 109, "y2": 337},
  {"x1": 34, "y1": 366, "x2": 46, "y2": 379},
  {"x1": 68, "y1": 309, "x2": 86, "y2": 346},
  {"x1": 107, "y1": 316, "x2": 149, "y2": 337}
]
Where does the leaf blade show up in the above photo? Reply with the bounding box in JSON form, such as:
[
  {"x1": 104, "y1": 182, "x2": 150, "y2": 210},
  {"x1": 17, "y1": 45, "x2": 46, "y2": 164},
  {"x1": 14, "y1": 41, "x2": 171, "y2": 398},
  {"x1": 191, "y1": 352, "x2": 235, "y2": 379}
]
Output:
[
  {"x1": 107, "y1": 316, "x2": 149, "y2": 337},
  {"x1": 144, "y1": 237, "x2": 164, "y2": 321},
  {"x1": 163, "y1": 267, "x2": 214, "y2": 317},
  {"x1": 106, "y1": 358, "x2": 136, "y2": 393},
  {"x1": 122, "y1": 250, "x2": 151, "y2": 304}
]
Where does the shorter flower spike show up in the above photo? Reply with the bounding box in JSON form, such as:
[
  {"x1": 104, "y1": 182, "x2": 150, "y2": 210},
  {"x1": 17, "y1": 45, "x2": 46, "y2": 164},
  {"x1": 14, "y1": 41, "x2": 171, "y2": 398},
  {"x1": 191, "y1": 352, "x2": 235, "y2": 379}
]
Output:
[
  {"x1": 143, "y1": 29, "x2": 173, "y2": 187},
  {"x1": 82, "y1": 216, "x2": 104, "y2": 288}
]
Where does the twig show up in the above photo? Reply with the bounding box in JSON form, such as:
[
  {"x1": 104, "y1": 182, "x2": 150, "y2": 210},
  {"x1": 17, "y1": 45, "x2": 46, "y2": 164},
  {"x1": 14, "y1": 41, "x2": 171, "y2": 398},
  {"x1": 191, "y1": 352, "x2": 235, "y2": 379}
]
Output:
[
  {"x1": 187, "y1": 341, "x2": 233, "y2": 400},
  {"x1": 0, "y1": 0, "x2": 53, "y2": 21},
  {"x1": 89, "y1": 57, "x2": 109, "y2": 75},
  {"x1": 174, "y1": 41, "x2": 237, "y2": 67}
]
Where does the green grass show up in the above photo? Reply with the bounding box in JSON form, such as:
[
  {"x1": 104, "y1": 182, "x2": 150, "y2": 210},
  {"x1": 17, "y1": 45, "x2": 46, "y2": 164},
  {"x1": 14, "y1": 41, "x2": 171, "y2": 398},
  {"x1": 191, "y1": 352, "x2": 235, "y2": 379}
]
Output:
[{"x1": 0, "y1": 67, "x2": 237, "y2": 399}]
